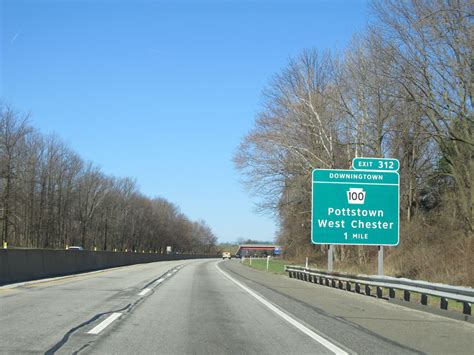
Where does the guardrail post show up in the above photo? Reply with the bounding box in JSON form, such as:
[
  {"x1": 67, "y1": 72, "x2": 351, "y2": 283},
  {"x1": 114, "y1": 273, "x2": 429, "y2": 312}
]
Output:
[
  {"x1": 463, "y1": 302, "x2": 471, "y2": 315},
  {"x1": 421, "y1": 294, "x2": 428, "y2": 306},
  {"x1": 338, "y1": 280, "x2": 343, "y2": 289},
  {"x1": 355, "y1": 283, "x2": 361, "y2": 293},
  {"x1": 346, "y1": 282, "x2": 352, "y2": 291},
  {"x1": 376, "y1": 286, "x2": 383, "y2": 298},
  {"x1": 404, "y1": 290, "x2": 411, "y2": 302},
  {"x1": 331, "y1": 279, "x2": 336, "y2": 288},
  {"x1": 365, "y1": 284, "x2": 371, "y2": 296},
  {"x1": 440, "y1": 297, "x2": 448, "y2": 310},
  {"x1": 325, "y1": 278, "x2": 330, "y2": 287},
  {"x1": 389, "y1": 288, "x2": 395, "y2": 298}
]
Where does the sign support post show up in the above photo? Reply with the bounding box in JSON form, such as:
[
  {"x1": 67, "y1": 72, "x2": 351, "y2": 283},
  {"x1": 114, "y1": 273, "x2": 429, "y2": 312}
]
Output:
[
  {"x1": 328, "y1": 245, "x2": 333, "y2": 272},
  {"x1": 378, "y1": 246, "x2": 384, "y2": 276}
]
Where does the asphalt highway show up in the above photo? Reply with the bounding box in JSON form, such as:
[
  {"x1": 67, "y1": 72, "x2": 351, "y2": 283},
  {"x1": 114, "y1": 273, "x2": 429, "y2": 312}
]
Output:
[{"x1": 0, "y1": 259, "x2": 473, "y2": 354}]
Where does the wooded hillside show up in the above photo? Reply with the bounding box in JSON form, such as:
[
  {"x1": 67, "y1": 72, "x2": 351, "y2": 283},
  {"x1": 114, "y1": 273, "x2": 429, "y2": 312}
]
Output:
[{"x1": 235, "y1": 0, "x2": 473, "y2": 285}]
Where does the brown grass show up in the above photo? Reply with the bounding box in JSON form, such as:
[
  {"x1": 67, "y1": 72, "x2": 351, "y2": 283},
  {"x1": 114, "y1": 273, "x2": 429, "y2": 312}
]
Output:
[{"x1": 282, "y1": 219, "x2": 473, "y2": 287}]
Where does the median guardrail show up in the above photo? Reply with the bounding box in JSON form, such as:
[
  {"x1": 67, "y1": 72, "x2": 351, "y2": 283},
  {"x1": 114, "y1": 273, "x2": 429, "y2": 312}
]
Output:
[
  {"x1": 0, "y1": 249, "x2": 219, "y2": 285},
  {"x1": 285, "y1": 265, "x2": 473, "y2": 317}
]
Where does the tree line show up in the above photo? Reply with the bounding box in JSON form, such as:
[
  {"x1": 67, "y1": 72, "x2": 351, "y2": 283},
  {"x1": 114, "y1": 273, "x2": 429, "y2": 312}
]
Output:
[
  {"x1": 235, "y1": 0, "x2": 473, "y2": 284},
  {"x1": 0, "y1": 107, "x2": 217, "y2": 253}
]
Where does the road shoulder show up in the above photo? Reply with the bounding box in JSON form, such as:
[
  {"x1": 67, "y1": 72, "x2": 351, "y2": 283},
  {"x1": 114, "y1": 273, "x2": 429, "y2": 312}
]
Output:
[{"x1": 220, "y1": 260, "x2": 474, "y2": 355}]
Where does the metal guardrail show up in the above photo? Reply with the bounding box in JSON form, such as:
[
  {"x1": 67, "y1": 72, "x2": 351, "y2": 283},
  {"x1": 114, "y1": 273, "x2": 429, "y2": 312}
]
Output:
[{"x1": 285, "y1": 265, "x2": 473, "y2": 316}]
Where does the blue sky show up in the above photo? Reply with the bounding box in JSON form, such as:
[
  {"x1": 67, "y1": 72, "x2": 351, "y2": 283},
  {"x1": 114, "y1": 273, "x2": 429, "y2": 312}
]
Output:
[{"x1": 1, "y1": 0, "x2": 368, "y2": 243}]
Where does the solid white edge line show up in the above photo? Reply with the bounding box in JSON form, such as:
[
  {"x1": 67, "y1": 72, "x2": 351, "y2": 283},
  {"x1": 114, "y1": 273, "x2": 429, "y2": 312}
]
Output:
[
  {"x1": 138, "y1": 288, "x2": 151, "y2": 296},
  {"x1": 215, "y1": 262, "x2": 348, "y2": 355},
  {"x1": 88, "y1": 312, "x2": 122, "y2": 335}
]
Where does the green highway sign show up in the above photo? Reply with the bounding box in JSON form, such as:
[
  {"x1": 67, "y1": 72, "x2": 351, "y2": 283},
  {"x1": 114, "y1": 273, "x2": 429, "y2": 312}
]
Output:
[
  {"x1": 352, "y1": 157, "x2": 399, "y2": 172},
  {"x1": 312, "y1": 169, "x2": 399, "y2": 246}
]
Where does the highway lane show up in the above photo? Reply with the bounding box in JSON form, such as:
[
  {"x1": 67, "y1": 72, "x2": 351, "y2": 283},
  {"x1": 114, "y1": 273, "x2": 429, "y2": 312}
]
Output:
[
  {"x1": 0, "y1": 258, "x2": 473, "y2": 354},
  {"x1": 85, "y1": 259, "x2": 339, "y2": 355},
  {"x1": 1, "y1": 258, "x2": 337, "y2": 354},
  {"x1": 0, "y1": 259, "x2": 192, "y2": 354}
]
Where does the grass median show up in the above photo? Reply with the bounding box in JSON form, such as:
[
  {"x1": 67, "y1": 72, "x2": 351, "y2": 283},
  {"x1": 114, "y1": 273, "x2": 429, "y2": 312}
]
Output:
[{"x1": 241, "y1": 257, "x2": 288, "y2": 274}]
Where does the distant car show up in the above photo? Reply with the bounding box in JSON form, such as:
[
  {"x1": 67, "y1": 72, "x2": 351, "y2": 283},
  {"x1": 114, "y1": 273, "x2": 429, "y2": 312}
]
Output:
[
  {"x1": 222, "y1": 252, "x2": 231, "y2": 260},
  {"x1": 68, "y1": 246, "x2": 84, "y2": 250},
  {"x1": 234, "y1": 253, "x2": 241, "y2": 259}
]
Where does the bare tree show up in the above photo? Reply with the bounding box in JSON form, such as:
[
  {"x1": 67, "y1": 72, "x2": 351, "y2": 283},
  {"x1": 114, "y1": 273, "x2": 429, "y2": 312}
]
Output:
[
  {"x1": 371, "y1": 0, "x2": 473, "y2": 281},
  {"x1": 0, "y1": 106, "x2": 31, "y2": 245}
]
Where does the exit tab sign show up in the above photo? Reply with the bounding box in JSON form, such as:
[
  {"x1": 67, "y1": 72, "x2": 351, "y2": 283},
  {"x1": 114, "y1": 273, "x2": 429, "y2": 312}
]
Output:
[
  {"x1": 311, "y1": 169, "x2": 399, "y2": 246},
  {"x1": 353, "y1": 157, "x2": 399, "y2": 172}
]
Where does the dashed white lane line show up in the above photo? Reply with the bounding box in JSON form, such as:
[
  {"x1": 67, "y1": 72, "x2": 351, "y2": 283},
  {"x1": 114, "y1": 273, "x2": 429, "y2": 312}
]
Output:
[
  {"x1": 154, "y1": 278, "x2": 165, "y2": 285},
  {"x1": 89, "y1": 266, "x2": 183, "y2": 335},
  {"x1": 138, "y1": 288, "x2": 151, "y2": 296},
  {"x1": 215, "y1": 262, "x2": 348, "y2": 355},
  {"x1": 88, "y1": 313, "x2": 122, "y2": 335},
  {"x1": 137, "y1": 268, "x2": 180, "y2": 297}
]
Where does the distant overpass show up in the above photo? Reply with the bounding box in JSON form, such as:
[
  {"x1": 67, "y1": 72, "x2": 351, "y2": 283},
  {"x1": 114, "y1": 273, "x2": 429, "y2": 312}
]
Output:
[{"x1": 234, "y1": 244, "x2": 281, "y2": 257}]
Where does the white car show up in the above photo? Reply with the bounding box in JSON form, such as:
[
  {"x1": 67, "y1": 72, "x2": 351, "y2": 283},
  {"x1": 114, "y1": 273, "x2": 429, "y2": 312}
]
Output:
[
  {"x1": 68, "y1": 246, "x2": 84, "y2": 251},
  {"x1": 222, "y1": 252, "x2": 231, "y2": 260}
]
